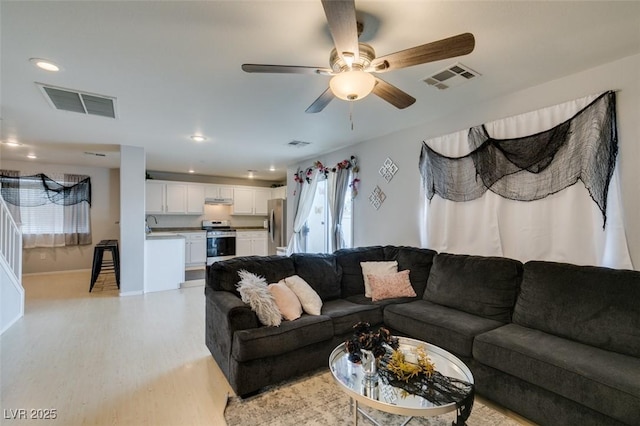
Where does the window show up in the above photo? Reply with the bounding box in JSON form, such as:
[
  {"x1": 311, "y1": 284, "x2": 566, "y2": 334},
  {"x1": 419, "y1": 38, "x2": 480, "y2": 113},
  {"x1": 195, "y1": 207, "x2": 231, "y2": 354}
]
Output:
[
  {"x1": 0, "y1": 172, "x2": 92, "y2": 248},
  {"x1": 305, "y1": 171, "x2": 353, "y2": 253}
]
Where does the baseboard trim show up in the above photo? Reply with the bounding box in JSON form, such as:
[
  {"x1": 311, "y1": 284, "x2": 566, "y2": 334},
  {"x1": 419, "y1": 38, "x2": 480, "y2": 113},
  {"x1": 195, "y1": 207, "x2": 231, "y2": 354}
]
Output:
[
  {"x1": 23, "y1": 268, "x2": 91, "y2": 277},
  {"x1": 119, "y1": 290, "x2": 144, "y2": 297}
]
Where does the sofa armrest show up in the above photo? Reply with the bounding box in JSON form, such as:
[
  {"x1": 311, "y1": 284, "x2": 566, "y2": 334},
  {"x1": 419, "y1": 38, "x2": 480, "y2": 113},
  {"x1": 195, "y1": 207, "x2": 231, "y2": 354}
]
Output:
[{"x1": 205, "y1": 288, "x2": 260, "y2": 377}]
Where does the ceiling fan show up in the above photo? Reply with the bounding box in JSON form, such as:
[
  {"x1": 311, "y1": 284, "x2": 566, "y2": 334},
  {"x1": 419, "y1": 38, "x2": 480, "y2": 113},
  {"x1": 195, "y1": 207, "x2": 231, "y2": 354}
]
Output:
[{"x1": 242, "y1": 0, "x2": 475, "y2": 113}]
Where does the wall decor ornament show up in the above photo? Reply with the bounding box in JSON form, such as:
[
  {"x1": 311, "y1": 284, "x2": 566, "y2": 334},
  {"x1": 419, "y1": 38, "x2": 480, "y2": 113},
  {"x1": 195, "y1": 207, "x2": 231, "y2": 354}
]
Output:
[
  {"x1": 369, "y1": 185, "x2": 386, "y2": 210},
  {"x1": 379, "y1": 157, "x2": 398, "y2": 183}
]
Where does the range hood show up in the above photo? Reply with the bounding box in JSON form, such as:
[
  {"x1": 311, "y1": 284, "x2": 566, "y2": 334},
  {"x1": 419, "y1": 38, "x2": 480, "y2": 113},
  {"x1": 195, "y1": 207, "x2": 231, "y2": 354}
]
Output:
[{"x1": 205, "y1": 197, "x2": 233, "y2": 205}]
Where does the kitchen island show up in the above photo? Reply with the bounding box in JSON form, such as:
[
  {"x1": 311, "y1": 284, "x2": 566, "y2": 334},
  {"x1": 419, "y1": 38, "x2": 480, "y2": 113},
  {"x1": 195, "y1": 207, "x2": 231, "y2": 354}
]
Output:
[{"x1": 144, "y1": 233, "x2": 185, "y2": 293}]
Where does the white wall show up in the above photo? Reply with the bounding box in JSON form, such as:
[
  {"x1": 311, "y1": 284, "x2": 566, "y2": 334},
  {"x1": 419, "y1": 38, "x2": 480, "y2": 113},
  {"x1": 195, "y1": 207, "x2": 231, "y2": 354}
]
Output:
[
  {"x1": 2, "y1": 160, "x2": 120, "y2": 274},
  {"x1": 289, "y1": 53, "x2": 640, "y2": 269}
]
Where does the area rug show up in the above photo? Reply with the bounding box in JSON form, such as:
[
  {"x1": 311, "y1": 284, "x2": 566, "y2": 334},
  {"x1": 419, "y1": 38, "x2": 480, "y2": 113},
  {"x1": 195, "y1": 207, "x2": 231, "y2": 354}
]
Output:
[{"x1": 224, "y1": 370, "x2": 523, "y2": 426}]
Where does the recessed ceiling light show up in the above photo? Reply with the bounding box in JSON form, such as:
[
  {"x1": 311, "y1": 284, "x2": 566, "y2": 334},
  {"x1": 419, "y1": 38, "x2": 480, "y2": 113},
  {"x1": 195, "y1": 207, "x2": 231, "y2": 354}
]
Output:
[
  {"x1": 27, "y1": 153, "x2": 37, "y2": 159},
  {"x1": 188, "y1": 169, "x2": 195, "y2": 174},
  {"x1": 2, "y1": 140, "x2": 23, "y2": 147},
  {"x1": 269, "y1": 166, "x2": 276, "y2": 172},
  {"x1": 190, "y1": 135, "x2": 206, "y2": 142},
  {"x1": 30, "y1": 58, "x2": 60, "y2": 72}
]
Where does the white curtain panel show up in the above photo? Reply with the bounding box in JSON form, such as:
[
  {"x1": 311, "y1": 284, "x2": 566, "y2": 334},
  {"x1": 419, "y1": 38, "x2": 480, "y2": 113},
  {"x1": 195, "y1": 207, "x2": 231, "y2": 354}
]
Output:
[
  {"x1": 286, "y1": 168, "x2": 321, "y2": 255},
  {"x1": 421, "y1": 93, "x2": 633, "y2": 269}
]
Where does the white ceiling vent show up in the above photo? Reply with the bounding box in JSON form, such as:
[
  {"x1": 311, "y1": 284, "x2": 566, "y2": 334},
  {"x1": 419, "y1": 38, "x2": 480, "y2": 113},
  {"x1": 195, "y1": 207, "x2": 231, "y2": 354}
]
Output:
[
  {"x1": 37, "y1": 83, "x2": 117, "y2": 118},
  {"x1": 423, "y1": 63, "x2": 480, "y2": 90},
  {"x1": 287, "y1": 140, "x2": 311, "y2": 147}
]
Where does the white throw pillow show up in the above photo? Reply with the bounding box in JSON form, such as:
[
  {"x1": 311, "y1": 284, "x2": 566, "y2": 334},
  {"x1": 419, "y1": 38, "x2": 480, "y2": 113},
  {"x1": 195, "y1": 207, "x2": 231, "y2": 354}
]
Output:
[
  {"x1": 268, "y1": 282, "x2": 303, "y2": 321},
  {"x1": 360, "y1": 261, "x2": 398, "y2": 298},
  {"x1": 284, "y1": 275, "x2": 323, "y2": 315},
  {"x1": 236, "y1": 270, "x2": 282, "y2": 327}
]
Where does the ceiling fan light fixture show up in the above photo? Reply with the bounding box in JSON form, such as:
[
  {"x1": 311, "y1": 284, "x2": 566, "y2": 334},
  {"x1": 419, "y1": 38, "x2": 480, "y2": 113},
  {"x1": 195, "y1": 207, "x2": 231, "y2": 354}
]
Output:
[{"x1": 329, "y1": 70, "x2": 375, "y2": 101}]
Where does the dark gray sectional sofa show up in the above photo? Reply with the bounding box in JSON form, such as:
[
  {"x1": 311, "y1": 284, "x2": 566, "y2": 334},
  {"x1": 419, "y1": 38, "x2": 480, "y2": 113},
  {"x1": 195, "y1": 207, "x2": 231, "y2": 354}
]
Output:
[{"x1": 205, "y1": 246, "x2": 640, "y2": 425}]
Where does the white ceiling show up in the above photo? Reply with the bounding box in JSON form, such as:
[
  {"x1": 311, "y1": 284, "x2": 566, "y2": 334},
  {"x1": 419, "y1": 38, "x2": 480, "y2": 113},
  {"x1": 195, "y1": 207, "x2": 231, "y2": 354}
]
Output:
[{"x1": 2, "y1": 1, "x2": 639, "y2": 181}]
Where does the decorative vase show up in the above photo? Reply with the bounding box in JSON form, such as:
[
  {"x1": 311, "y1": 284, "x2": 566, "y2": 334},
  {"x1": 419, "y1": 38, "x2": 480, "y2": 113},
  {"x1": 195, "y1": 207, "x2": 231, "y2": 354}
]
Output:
[{"x1": 361, "y1": 349, "x2": 378, "y2": 382}]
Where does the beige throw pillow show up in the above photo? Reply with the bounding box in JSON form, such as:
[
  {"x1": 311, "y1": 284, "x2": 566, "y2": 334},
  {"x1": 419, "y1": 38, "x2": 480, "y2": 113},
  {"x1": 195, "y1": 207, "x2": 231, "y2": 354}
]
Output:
[
  {"x1": 284, "y1": 275, "x2": 323, "y2": 315},
  {"x1": 368, "y1": 270, "x2": 417, "y2": 302},
  {"x1": 361, "y1": 261, "x2": 398, "y2": 297},
  {"x1": 268, "y1": 282, "x2": 303, "y2": 321}
]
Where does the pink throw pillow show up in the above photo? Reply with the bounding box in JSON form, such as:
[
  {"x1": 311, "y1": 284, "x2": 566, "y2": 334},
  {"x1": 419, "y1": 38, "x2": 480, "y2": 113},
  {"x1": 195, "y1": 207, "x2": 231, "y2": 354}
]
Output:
[
  {"x1": 367, "y1": 270, "x2": 417, "y2": 302},
  {"x1": 268, "y1": 282, "x2": 303, "y2": 321}
]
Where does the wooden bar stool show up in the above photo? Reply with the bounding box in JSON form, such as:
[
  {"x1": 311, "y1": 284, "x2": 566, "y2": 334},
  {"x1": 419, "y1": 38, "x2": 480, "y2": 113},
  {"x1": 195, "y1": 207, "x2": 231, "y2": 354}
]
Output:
[{"x1": 90, "y1": 239, "x2": 121, "y2": 292}]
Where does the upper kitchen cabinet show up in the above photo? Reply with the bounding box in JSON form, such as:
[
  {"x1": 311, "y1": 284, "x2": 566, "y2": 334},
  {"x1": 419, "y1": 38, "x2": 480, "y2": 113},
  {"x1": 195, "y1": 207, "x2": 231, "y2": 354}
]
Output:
[
  {"x1": 145, "y1": 181, "x2": 204, "y2": 214},
  {"x1": 204, "y1": 184, "x2": 233, "y2": 201},
  {"x1": 232, "y1": 187, "x2": 271, "y2": 215},
  {"x1": 271, "y1": 186, "x2": 287, "y2": 200}
]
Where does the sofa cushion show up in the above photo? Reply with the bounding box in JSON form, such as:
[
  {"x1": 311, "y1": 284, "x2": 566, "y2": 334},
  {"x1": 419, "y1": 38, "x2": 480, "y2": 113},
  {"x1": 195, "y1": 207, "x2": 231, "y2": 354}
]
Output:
[
  {"x1": 207, "y1": 255, "x2": 296, "y2": 297},
  {"x1": 473, "y1": 324, "x2": 640, "y2": 425},
  {"x1": 361, "y1": 261, "x2": 398, "y2": 297},
  {"x1": 424, "y1": 253, "x2": 523, "y2": 323},
  {"x1": 335, "y1": 246, "x2": 386, "y2": 298},
  {"x1": 345, "y1": 294, "x2": 419, "y2": 307},
  {"x1": 291, "y1": 253, "x2": 342, "y2": 301},
  {"x1": 383, "y1": 246, "x2": 437, "y2": 298},
  {"x1": 232, "y1": 314, "x2": 333, "y2": 362},
  {"x1": 368, "y1": 270, "x2": 417, "y2": 301},
  {"x1": 284, "y1": 275, "x2": 322, "y2": 315},
  {"x1": 321, "y1": 299, "x2": 383, "y2": 335},
  {"x1": 513, "y1": 261, "x2": 640, "y2": 358},
  {"x1": 268, "y1": 282, "x2": 302, "y2": 321},
  {"x1": 384, "y1": 300, "x2": 504, "y2": 358}
]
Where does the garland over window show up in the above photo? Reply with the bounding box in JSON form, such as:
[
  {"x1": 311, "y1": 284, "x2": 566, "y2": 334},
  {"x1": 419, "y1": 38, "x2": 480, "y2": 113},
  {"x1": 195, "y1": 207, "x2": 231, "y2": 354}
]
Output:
[
  {"x1": 293, "y1": 156, "x2": 360, "y2": 197},
  {"x1": 419, "y1": 91, "x2": 617, "y2": 225},
  {"x1": 0, "y1": 173, "x2": 92, "y2": 207}
]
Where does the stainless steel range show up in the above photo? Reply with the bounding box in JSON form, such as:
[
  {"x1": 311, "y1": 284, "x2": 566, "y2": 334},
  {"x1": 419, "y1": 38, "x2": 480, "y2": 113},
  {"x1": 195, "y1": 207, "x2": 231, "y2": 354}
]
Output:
[{"x1": 202, "y1": 220, "x2": 236, "y2": 265}]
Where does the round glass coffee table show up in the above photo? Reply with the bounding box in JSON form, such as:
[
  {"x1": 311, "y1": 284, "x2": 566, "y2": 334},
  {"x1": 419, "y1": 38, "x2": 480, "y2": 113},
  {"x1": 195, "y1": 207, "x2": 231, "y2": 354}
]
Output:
[{"x1": 329, "y1": 336, "x2": 474, "y2": 425}]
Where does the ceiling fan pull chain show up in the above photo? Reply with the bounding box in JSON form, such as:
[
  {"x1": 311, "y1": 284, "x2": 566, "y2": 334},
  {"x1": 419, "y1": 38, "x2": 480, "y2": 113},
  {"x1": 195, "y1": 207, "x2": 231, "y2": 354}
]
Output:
[{"x1": 350, "y1": 102, "x2": 354, "y2": 131}]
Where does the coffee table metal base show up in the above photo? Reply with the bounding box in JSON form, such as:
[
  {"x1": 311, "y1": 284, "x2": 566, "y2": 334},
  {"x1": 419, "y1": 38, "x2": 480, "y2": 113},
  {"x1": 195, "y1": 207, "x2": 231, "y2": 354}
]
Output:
[{"x1": 352, "y1": 398, "x2": 414, "y2": 426}]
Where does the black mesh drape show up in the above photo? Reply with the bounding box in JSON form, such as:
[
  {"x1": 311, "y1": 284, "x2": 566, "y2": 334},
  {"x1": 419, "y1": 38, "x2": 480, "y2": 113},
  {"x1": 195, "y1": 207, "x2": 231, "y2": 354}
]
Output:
[
  {"x1": 0, "y1": 173, "x2": 91, "y2": 207},
  {"x1": 419, "y1": 91, "x2": 617, "y2": 225}
]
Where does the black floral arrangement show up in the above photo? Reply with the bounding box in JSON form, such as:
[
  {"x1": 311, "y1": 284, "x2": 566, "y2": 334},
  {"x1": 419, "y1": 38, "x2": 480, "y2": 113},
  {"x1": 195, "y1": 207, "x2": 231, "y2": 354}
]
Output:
[{"x1": 345, "y1": 322, "x2": 399, "y2": 363}]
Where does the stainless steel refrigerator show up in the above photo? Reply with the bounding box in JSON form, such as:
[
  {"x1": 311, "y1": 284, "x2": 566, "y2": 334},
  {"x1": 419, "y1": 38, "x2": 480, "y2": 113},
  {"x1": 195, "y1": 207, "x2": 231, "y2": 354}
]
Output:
[{"x1": 267, "y1": 198, "x2": 286, "y2": 255}]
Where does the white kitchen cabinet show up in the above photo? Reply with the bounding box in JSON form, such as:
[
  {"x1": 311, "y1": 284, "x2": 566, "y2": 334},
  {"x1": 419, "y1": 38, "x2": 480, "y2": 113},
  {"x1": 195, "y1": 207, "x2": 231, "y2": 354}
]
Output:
[
  {"x1": 254, "y1": 189, "x2": 271, "y2": 215},
  {"x1": 236, "y1": 231, "x2": 268, "y2": 256},
  {"x1": 271, "y1": 186, "x2": 287, "y2": 200},
  {"x1": 179, "y1": 231, "x2": 207, "y2": 267},
  {"x1": 186, "y1": 185, "x2": 205, "y2": 214},
  {"x1": 145, "y1": 181, "x2": 166, "y2": 214},
  {"x1": 165, "y1": 183, "x2": 187, "y2": 213},
  {"x1": 145, "y1": 181, "x2": 204, "y2": 214},
  {"x1": 232, "y1": 187, "x2": 270, "y2": 216},
  {"x1": 232, "y1": 187, "x2": 255, "y2": 215},
  {"x1": 205, "y1": 184, "x2": 233, "y2": 200}
]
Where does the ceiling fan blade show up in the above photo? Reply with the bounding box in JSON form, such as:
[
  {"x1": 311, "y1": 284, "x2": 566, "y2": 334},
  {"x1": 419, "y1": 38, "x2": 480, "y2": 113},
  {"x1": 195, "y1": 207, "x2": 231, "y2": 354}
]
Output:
[
  {"x1": 372, "y1": 77, "x2": 416, "y2": 109},
  {"x1": 371, "y1": 33, "x2": 475, "y2": 72},
  {"x1": 242, "y1": 64, "x2": 332, "y2": 75},
  {"x1": 305, "y1": 88, "x2": 335, "y2": 113},
  {"x1": 321, "y1": 0, "x2": 360, "y2": 61}
]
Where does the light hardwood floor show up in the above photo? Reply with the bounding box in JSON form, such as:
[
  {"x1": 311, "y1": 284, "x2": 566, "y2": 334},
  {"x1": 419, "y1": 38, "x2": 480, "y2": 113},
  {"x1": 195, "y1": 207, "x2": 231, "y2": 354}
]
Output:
[
  {"x1": 1, "y1": 271, "x2": 231, "y2": 425},
  {"x1": 2, "y1": 271, "x2": 534, "y2": 426}
]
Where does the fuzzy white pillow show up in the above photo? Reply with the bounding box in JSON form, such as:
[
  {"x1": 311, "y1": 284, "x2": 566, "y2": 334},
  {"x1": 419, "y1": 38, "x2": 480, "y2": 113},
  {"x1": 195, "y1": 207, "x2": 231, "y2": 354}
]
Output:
[
  {"x1": 284, "y1": 275, "x2": 323, "y2": 315},
  {"x1": 361, "y1": 261, "x2": 398, "y2": 298},
  {"x1": 236, "y1": 270, "x2": 282, "y2": 327}
]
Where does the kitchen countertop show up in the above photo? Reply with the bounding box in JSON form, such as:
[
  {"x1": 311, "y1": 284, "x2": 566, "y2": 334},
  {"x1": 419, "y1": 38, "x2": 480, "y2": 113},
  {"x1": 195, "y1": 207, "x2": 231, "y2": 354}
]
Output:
[
  {"x1": 234, "y1": 227, "x2": 268, "y2": 231},
  {"x1": 145, "y1": 232, "x2": 187, "y2": 240},
  {"x1": 148, "y1": 227, "x2": 204, "y2": 233}
]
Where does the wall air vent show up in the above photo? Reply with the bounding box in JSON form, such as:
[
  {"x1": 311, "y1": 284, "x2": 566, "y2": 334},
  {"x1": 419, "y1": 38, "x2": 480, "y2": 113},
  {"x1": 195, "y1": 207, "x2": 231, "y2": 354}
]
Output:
[
  {"x1": 287, "y1": 140, "x2": 311, "y2": 147},
  {"x1": 37, "y1": 83, "x2": 117, "y2": 118},
  {"x1": 423, "y1": 63, "x2": 480, "y2": 90}
]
